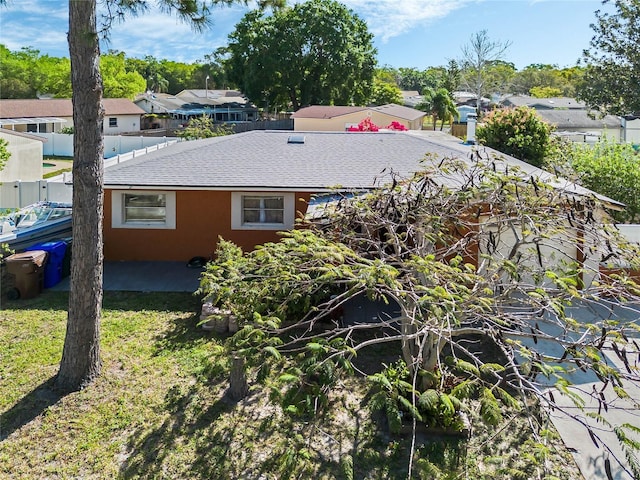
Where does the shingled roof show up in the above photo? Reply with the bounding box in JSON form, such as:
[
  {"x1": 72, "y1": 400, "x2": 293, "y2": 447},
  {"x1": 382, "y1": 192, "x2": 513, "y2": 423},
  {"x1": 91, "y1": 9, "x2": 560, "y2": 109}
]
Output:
[
  {"x1": 0, "y1": 98, "x2": 145, "y2": 119},
  {"x1": 536, "y1": 109, "x2": 621, "y2": 129},
  {"x1": 501, "y1": 95, "x2": 587, "y2": 110},
  {"x1": 369, "y1": 103, "x2": 426, "y2": 121},
  {"x1": 290, "y1": 106, "x2": 368, "y2": 119},
  {"x1": 102, "y1": 130, "x2": 622, "y2": 209},
  {"x1": 290, "y1": 104, "x2": 425, "y2": 121}
]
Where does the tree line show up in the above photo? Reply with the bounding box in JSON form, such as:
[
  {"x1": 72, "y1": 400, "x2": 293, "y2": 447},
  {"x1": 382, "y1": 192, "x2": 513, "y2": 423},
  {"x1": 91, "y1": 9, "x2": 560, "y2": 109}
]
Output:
[{"x1": 0, "y1": 46, "x2": 584, "y2": 104}]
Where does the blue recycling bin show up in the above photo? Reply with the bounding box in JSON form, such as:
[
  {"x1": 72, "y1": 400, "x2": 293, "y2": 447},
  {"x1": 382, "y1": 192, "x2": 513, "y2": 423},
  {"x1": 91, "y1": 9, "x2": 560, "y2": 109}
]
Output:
[{"x1": 26, "y1": 240, "x2": 67, "y2": 288}]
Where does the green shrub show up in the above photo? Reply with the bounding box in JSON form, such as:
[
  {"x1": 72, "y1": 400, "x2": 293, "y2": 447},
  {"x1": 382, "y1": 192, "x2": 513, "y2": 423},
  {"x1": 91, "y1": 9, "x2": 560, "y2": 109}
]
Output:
[{"x1": 477, "y1": 106, "x2": 553, "y2": 167}]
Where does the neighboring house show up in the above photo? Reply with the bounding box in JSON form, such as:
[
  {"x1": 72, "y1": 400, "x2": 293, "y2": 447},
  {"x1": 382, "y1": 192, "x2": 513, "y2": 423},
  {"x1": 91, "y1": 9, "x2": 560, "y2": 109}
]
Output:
[
  {"x1": 621, "y1": 115, "x2": 640, "y2": 144},
  {"x1": 500, "y1": 95, "x2": 587, "y2": 110},
  {"x1": 291, "y1": 104, "x2": 425, "y2": 131},
  {"x1": 102, "y1": 129, "x2": 620, "y2": 266},
  {"x1": 499, "y1": 95, "x2": 623, "y2": 143},
  {"x1": 536, "y1": 109, "x2": 622, "y2": 143},
  {"x1": 0, "y1": 128, "x2": 45, "y2": 182},
  {"x1": 456, "y1": 105, "x2": 477, "y2": 123},
  {"x1": 452, "y1": 91, "x2": 491, "y2": 109},
  {"x1": 134, "y1": 89, "x2": 258, "y2": 130},
  {"x1": 370, "y1": 104, "x2": 425, "y2": 130},
  {"x1": 0, "y1": 98, "x2": 145, "y2": 135},
  {"x1": 401, "y1": 91, "x2": 423, "y2": 108}
]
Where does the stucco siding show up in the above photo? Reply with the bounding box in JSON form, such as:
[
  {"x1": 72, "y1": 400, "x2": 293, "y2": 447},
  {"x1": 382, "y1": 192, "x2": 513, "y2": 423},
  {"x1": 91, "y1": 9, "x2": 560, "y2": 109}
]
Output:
[
  {"x1": 103, "y1": 114, "x2": 141, "y2": 134},
  {"x1": 104, "y1": 189, "x2": 312, "y2": 261},
  {"x1": 0, "y1": 130, "x2": 43, "y2": 182},
  {"x1": 622, "y1": 118, "x2": 640, "y2": 144},
  {"x1": 295, "y1": 112, "x2": 421, "y2": 131},
  {"x1": 294, "y1": 112, "x2": 371, "y2": 131}
]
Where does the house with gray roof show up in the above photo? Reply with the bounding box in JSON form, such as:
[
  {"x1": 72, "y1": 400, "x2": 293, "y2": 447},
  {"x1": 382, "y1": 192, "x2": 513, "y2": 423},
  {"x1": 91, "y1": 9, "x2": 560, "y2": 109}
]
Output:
[
  {"x1": 134, "y1": 89, "x2": 258, "y2": 131},
  {"x1": 537, "y1": 109, "x2": 622, "y2": 143},
  {"x1": 501, "y1": 95, "x2": 587, "y2": 110},
  {"x1": 498, "y1": 95, "x2": 623, "y2": 143},
  {"x1": 102, "y1": 129, "x2": 621, "y2": 264}
]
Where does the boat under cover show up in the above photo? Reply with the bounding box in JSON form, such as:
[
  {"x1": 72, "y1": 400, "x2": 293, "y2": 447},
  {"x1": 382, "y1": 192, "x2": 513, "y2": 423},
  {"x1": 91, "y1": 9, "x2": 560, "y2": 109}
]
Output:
[{"x1": 0, "y1": 201, "x2": 72, "y2": 252}]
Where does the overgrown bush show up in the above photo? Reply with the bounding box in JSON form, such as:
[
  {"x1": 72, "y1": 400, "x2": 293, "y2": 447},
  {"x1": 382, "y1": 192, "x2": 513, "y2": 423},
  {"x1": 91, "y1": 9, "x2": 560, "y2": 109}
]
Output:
[
  {"x1": 476, "y1": 106, "x2": 553, "y2": 167},
  {"x1": 549, "y1": 137, "x2": 640, "y2": 223}
]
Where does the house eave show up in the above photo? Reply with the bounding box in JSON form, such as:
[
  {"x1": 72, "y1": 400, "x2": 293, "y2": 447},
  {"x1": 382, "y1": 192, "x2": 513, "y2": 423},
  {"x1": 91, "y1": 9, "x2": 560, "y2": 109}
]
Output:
[{"x1": 103, "y1": 184, "x2": 353, "y2": 193}]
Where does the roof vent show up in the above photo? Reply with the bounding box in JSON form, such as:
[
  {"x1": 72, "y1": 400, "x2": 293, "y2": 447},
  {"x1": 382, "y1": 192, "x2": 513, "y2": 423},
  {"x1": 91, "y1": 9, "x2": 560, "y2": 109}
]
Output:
[{"x1": 288, "y1": 135, "x2": 306, "y2": 144}]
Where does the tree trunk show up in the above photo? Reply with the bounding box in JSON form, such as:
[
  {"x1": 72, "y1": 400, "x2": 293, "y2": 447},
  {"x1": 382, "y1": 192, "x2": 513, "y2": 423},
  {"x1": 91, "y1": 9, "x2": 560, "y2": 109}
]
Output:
[
  {"x1": 229, "y1": 354, "x2": 249, "y2": 401},
  {"x1": 401, "y1": 305, "x2": 441, "y2": 391},
  {"x1": 56, "y1": 0, "x2": 104, "y2": 391}
]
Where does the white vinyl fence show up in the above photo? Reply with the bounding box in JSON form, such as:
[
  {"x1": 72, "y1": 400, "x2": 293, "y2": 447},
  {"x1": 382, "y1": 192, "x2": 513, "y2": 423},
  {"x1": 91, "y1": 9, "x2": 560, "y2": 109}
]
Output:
[
  {"x1": 0, "y1": 138, "x2": 181, "y2": 209},
  {"x1": 36, "y1": 133, "x2": 181, "y2": 158},
  {"x1": 0, "y1": 179, "x2": 72, "y2": 209}
]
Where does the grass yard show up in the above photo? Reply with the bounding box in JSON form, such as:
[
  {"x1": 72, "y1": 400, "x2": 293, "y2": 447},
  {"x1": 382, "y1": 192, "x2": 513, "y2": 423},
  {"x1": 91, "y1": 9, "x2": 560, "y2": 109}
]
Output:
[
  {"x1": 0, "y1": 291, "x2": 581, "y2": 479},
  {"x1": 43, "y1": 156, "x2": 73, "y2": 179}
]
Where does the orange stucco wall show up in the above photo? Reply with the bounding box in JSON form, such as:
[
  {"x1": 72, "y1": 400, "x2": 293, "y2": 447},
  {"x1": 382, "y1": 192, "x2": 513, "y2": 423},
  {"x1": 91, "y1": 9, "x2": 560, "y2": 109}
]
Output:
[{"x1": 104, "y1": 190, "x2": 312, "y2": 261}]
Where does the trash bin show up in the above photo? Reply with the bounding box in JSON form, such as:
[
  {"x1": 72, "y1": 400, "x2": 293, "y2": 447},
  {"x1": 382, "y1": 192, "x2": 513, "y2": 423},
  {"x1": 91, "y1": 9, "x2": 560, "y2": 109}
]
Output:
[
  {"x1": 26, "y1": 240, "x2": 67, "y2": 288},
  {"x1": 4, "y1": 250, "x2": 48, "y2": 299},
  {"x1": 61, "y1": 237, "x2": 72, "y2": 278}
]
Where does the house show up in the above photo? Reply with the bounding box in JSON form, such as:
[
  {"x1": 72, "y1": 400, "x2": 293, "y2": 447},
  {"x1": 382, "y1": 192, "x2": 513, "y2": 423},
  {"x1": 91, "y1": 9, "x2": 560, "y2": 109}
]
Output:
[
  {"x1": 498, "y1": 95, "x2": 623, "y2": 143},
  {"x1": 291, "y1": 104, "x2": 426, "y2": 131},
  {"x1": 400, "y1": 91, "x2": 423, "y2": 108},
  {"x1": 536, "y1": 109, "x2": 622, "y2": 143},
  {"x1": 0, "y1": 98, "x2": 145, "y2": 135},
  {"x1": 621, "y1": 115, "x2": 640, "y2": 144},
  {"x1": 134, "y1": 89, "x2": 258, "y2": 131},
  {"x1": 102, "y1": 130, "x2": 621, "y2": 265},
  {"x1": 452, "y1": 91, "x2": 491, "y2": 109},
  {"x1": 456, "y1": 105, "x2": 477, "y2": 123},
  {"x1": 0, "y1": 128, "x2": 45, "y2": 182},
  {"x1": 500, "y1": 95, "x2": 587, "y2": 110}
]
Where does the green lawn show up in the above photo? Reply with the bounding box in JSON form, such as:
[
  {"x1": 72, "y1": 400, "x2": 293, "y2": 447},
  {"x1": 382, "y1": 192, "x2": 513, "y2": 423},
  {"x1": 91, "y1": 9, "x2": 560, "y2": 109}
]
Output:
[{"x1": 0, "y1": 291, "x2": 579, "y2": 479}]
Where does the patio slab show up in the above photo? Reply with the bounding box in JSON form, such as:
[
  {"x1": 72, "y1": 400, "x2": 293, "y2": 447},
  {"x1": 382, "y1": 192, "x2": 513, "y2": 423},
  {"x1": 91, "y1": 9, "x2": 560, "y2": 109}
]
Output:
[{"x1": 48, "y1": 261, "x2": 203, "y2": 293}]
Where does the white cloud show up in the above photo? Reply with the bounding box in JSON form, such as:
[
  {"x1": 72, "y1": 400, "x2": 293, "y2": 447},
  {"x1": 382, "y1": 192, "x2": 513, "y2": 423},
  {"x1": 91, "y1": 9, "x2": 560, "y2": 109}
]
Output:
[
  {"x1": 342, "y1": 0, "x2": 476, "y2": 42},
  {"x1": 3, "y1": 0, "x2": 67, "y2": 18},
  {"x1": 0, "y1": 0, "x2": 481, "y2": 62},
  {"x1": 105, "y1": 6, "x2": 243, "y2": 61},
  {"x1": 1, "y1": 0, "x2": 68, "y2": 54}
]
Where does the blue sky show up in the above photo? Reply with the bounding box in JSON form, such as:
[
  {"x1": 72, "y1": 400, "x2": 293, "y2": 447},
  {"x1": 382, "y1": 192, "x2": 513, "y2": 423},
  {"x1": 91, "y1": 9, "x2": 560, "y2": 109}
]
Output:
[{"x1": 0, "y1": 0, "x2": 607, "y2": 70}]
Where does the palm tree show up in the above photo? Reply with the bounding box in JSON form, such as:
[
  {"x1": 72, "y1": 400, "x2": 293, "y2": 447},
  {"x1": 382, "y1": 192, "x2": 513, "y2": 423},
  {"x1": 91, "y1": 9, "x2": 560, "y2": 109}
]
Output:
[{"x1": 432, "y1": 88, "x2": 459, "y2": 131}]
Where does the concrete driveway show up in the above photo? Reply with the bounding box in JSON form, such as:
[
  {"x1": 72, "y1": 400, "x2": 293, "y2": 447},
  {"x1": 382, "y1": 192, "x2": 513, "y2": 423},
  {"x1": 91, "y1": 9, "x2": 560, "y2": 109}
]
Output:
[
  {"x1": 538, "y1": 300, "x2": 640, "y2": 480},
  {"x1": 49, "y1": 261, "x2": 203, "y2": 293}
]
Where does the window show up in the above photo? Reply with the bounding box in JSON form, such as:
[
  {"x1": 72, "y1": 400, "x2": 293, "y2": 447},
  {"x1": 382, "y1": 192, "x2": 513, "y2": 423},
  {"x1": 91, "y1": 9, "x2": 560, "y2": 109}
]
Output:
[
  {"x1": 231, "y1": 192, "x2": 295, "y2": 230},
  {"x1": 109, "y1": 117, "x2": 118, "y2": 128},
  {"x1": 242, "y1": 196, "x2": 284, "y2": 224},
  {"x1": 112, "y1": 190, "x2": 176, "y2": 229},
  {"x1": 124, "y1": 194, "x2": 166, "y2": 223}
]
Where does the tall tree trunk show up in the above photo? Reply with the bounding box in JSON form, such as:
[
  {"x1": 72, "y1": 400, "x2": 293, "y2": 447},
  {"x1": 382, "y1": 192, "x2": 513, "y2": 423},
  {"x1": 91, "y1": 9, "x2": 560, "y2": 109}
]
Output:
[{"x1": 56, "y1": 0, "x2": 104, "y2": 391}]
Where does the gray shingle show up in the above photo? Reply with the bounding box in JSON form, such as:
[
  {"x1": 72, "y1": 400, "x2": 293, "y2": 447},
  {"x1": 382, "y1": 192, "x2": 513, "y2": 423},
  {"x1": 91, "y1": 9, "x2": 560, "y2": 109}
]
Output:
[
  {"x1": 104, "y1": 130, "x2": 460, "y2": 190},
  {"x1": 103, "y1": 130, "x2": 622, "y2": 208}
]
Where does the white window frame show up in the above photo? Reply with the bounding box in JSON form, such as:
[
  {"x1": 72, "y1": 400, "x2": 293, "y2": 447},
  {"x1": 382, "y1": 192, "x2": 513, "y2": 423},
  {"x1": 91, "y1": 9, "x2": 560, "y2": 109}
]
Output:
[
  {"x1": 231, "y1": 192, "x2": 295, "y2": 230},
  {"x1": 108, "y1": 117, "x2": 118, "y2": 128},
  {"x1": 112, "y1": 190, "x2": 176, "y2": 229}
]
